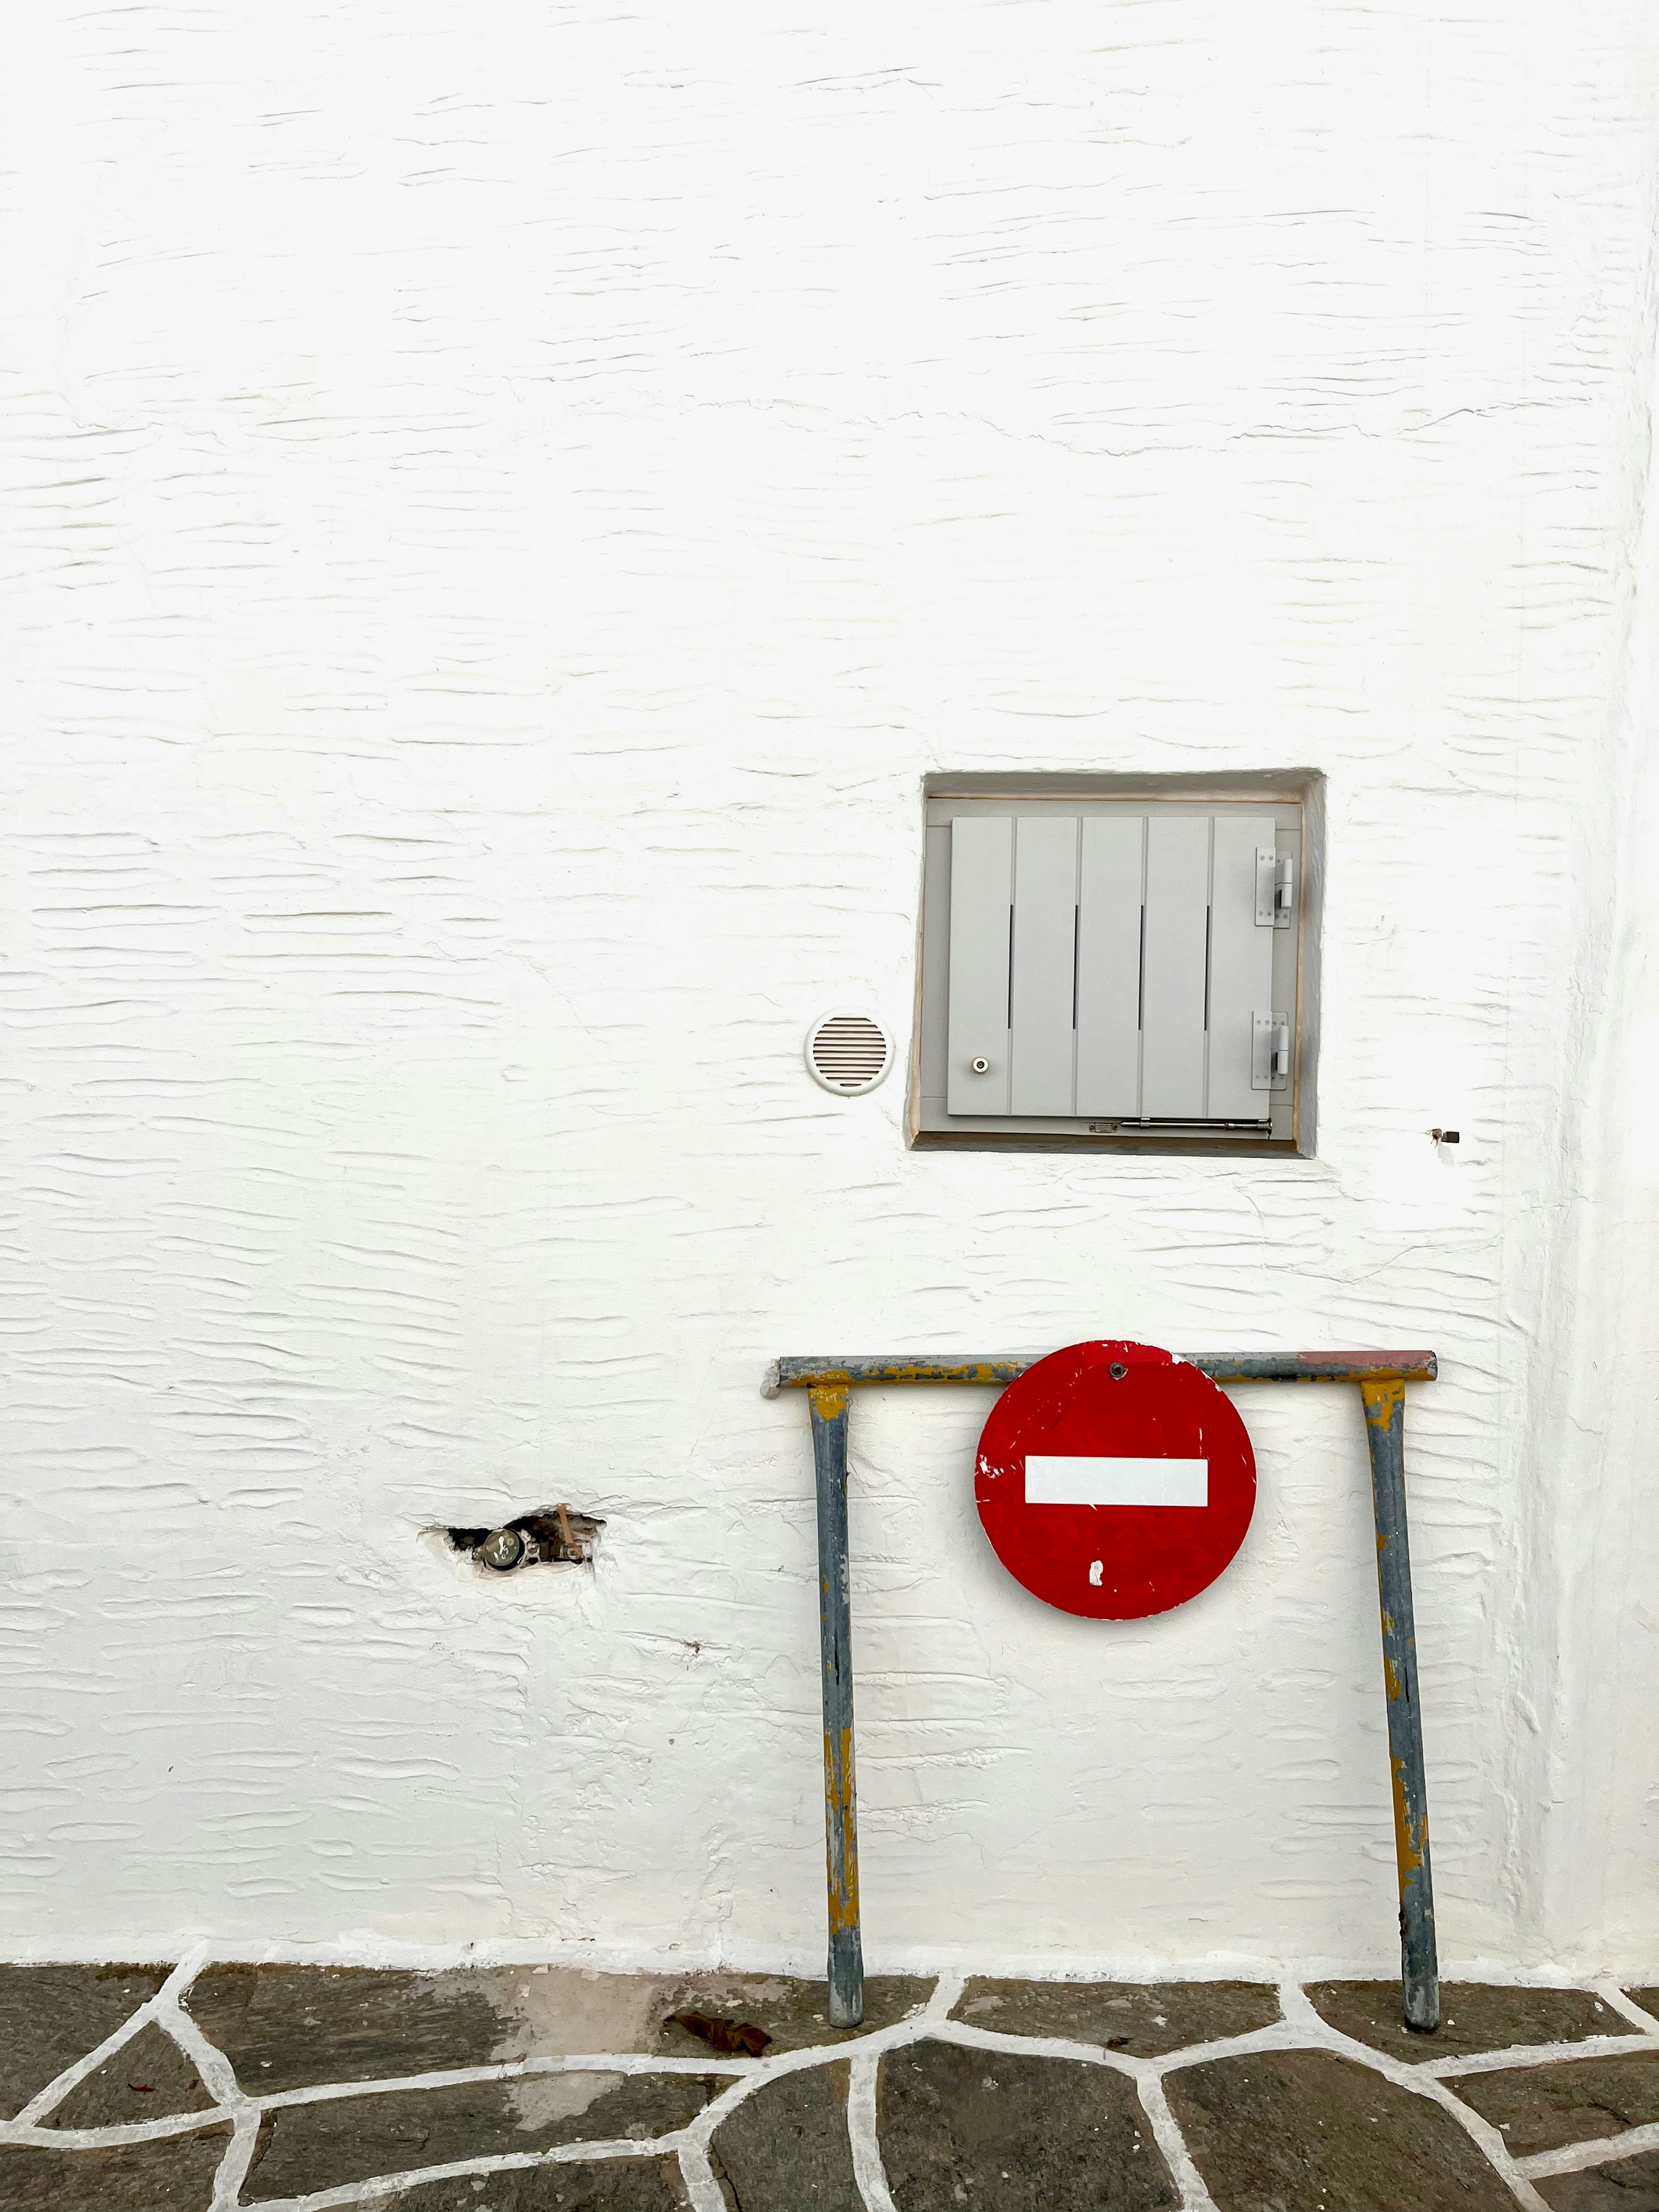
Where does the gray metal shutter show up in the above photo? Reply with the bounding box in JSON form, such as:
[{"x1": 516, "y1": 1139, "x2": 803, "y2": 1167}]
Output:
[{"x1": 946, "y1": 809, "x2": 1282, "y2": 1122}]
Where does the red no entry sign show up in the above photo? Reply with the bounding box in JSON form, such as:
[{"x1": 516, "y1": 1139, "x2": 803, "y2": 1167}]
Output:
[{"x1": 975, "y1": 1340, "x2": 1255, "y2": 1619}]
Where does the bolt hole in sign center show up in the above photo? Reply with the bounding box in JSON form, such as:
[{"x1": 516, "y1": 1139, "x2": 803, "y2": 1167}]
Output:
[{"x1": 975, "y1": 1341, "x2": 1255, "y2": 1619}]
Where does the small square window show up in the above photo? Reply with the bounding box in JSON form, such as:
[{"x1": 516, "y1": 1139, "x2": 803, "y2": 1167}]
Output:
[{"x1": 911, "y1": 772, "x2": 1320, "y2": 1155}]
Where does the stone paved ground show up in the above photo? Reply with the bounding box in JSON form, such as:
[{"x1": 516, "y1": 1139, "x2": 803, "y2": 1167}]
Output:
[{"x1": 0, "y1": 1961, "x2": 1656, "y2": 2209}]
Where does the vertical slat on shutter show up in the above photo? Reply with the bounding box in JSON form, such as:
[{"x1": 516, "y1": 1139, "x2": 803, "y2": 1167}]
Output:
[
  {"x1": 918, "y1": 824, "x2": 953, "y2": 1116},
  {"x1": 1075, "y1": 817, "x2": 1144, "y2": 1117},
  {"x1": 1141, "y1": 816, "x2": 1210, "y2": 1118},
  {"x1": 947, "y1": 816, "x2": 1013, "y2": 1114},
  {"x1": 1207, "y1": 814, "x2": 1276, "y2": 1119},
  {"x1": 1010, "y1": 816, "x2": 1080, "y2": 1116}
]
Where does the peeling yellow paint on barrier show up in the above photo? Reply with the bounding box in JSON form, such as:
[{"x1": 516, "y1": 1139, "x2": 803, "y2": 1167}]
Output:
[
  {"x1": 799, "y1": 1362, "x2": 1026, "y2": 1394},
  {"x1": 824, "y1": 1728, "x2": 860, "y2": 1931},
  {"x1": 1359, "y1": 1376, "x2": 1406, "y2": 1428},
  {"x1": 809, "y1": 1382, "x2": 850, "y2": 1420},
  {"x1": 1391, "y1": 1754, "x2": 1428, "y2": 1891}
]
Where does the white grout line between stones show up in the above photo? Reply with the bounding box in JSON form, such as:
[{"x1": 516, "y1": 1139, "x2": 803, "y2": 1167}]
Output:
[
  {"x1": 6, "y1": 1942, "x2": 214, "y2": 2129},
  {"x1": 922, "y1": 2016, "x2": 1144, "y2": 2075},
  {"x1": 1137, "y1": 2068, "x2": 1220, "y2": 2212},
  {"x1": 1423, "y1": 2031, "x2": 1659, "y2": 2080},
  {"x1": 160, "y1": 1985, "x2": 251, "y2": 2113},
  {"x1": 256, "y1": 2051, "x2": 752, "y2": 2112},
  {"x1": 156, "y1": 1985, "x2": 260, "y2": 2212},
  {"x1": 1146, "y1": 2021, "x2": 1306, "y2": 2077},
  {"x1": 0, "y1": 2050, "x2": 753, "y2": 2150},
  {"x1": 1519, "y1": 2115, "x2": 1659, "y2": 2181},
  {"x1": 212, "y1": 2110, "x2": 262, "y2": 2212},
  {"x1": 922, "y1": 1972, "x2": 965, "y2": 2019},
  {"x1": 1272, "y1": 1980, "x2": 1552, "y2": 2212},
  {"x1": 846, "y1": 2048, "x2": 898, "y2": 2212},
  {"x1": 677, "y1": 2133, "x2": 728, "y2": 2212},
  {"x1": 2, "y1": 2109, "x2": 234, "y2": 2152},
  {"x1": 1592, "y1": 1980, "x2": 1659, "y2": 2035},
  {"x1": 249, "y1": 2135, "x2": 671, "y2": 2212}
]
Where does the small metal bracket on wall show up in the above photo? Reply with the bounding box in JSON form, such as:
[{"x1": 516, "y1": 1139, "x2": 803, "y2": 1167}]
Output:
[{"x1": 763, "y1": 1350, "x2": 1440, "y2": 2037}]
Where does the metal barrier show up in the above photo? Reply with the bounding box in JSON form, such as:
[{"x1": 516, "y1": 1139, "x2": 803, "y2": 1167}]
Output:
[{"x1": 764, "y1": 1351, "x2": 1440, "y2": 2034}]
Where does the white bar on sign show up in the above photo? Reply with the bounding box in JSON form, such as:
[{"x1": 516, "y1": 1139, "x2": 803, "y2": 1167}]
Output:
[{"x1": 1024, "y1": 1456, "x2": 1209, "y2": 1507}]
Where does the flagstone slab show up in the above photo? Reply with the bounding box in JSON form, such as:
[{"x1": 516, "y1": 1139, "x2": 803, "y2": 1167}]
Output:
[
  {"x1": 1451, "y1": 2051, "x2": 1659, "y2": 2157},
  {"x1": 708, "y1": 2058, "x2": 860, "y2": 2209},
  {"x1": 242, "y1": 2070, "x2": 718, "y2": 2200},
  {"x1": 0, "y1": 1964, "x2": 171, "y2": 2120},
  {"x1": 1165, "y1": 2048, "x2": 1516, "y2": 2211},
  {"x1": 877, "y1": 2036, "x2": 1177, "y2": 2210},
  {"x1": 0, "y1": 2123, "x2": 229, "y2": 2209},
  {"x1": 655, "y1": 1975, "x2": 932, "y2": 2058},
  {"x1": 382, "y1": 2151, "x2": 693, "y2": 2209},
  {"x1": 182, "y1": 1964, "x2": 677, "y2": 2094},
  {"x1": 950, "y1": 1978, "x2": 1279, "y2": 2056},
  {"x1": 42, "y1": 2022, "x2": 215, "y2": 2129},
  {"x1": 179, "y1": 1966, "x2": 931, "y2": 2095},
  {"x1": 1309, "y1": 1981, "x2": 1630, "y2": 2065},
  {"x1": 1537, "y1": 2149, "x2": 1659, "y2": 2208}
]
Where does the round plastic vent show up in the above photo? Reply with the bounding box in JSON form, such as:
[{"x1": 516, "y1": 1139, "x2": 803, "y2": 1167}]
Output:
[{"x1": 805, "y1": 1010, "x2": 892, "y2": 1096}]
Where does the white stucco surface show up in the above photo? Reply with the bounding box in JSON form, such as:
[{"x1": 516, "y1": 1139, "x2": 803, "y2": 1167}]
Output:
[{"x1": 2, "y1": 0, "x2": 1658, "y2": 1974}]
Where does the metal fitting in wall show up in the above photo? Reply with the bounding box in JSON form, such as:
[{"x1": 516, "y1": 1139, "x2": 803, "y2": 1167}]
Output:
[{"x1": 445, "y1": 1506, "x2": 603, "y2": 1573}]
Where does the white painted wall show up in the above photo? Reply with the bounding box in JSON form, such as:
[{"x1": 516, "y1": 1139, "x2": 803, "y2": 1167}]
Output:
[{"x1": 3, "y1": 0, "x2": 1658, "y2": 1974}]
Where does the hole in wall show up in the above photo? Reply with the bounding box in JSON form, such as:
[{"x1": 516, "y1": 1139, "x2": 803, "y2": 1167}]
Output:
[{"x1": 440, "y1": 1506, "x2": 604, "y2": 1573}]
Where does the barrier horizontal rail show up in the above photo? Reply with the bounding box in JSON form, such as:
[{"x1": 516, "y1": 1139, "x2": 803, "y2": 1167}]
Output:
[{"x1": 765, "y1": 1349, "x2": 1438, "y2": 1395}]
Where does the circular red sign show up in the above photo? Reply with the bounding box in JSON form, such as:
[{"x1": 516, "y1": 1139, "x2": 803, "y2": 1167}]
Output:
[{"x1": 976, "y1": 1341, "x2": 1255, "y2": 1620}]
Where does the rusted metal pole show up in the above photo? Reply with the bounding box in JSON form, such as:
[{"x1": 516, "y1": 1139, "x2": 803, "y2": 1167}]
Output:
[
  {"x1": 808, "y1": 1382, "x2": 863, "y2": 2027},
  {"x1": 1359, "y1": 1376, "x2": 1440, "y2": 2032}
]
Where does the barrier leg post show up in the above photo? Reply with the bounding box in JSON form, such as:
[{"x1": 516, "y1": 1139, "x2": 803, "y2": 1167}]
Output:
[
  {"x1": 809, "y1": 1383, "x2": 864, "y2": 2027},
  {"x1": 1359, "y1": 1376, "x2": 1440, "y2": 2032}
]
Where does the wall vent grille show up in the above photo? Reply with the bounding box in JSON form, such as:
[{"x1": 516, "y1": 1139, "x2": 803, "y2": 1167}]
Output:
[{"x1": 806, "y1": 1011, "x2": 892, "y2": 1096}]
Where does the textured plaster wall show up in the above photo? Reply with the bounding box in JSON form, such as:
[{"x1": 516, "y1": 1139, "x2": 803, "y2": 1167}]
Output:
[{"x1": 3, "y1": 1, "x2": 1659, "y2": 1972}]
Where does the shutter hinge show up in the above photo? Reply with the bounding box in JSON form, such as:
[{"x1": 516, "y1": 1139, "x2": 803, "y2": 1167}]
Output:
[
  {"x1": 1251, "y1": 1011, "x2": 1293, "y2": 1092},
  {"x1": 1255, "y1": 849, "x2": 1296, "y2": 929}
]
